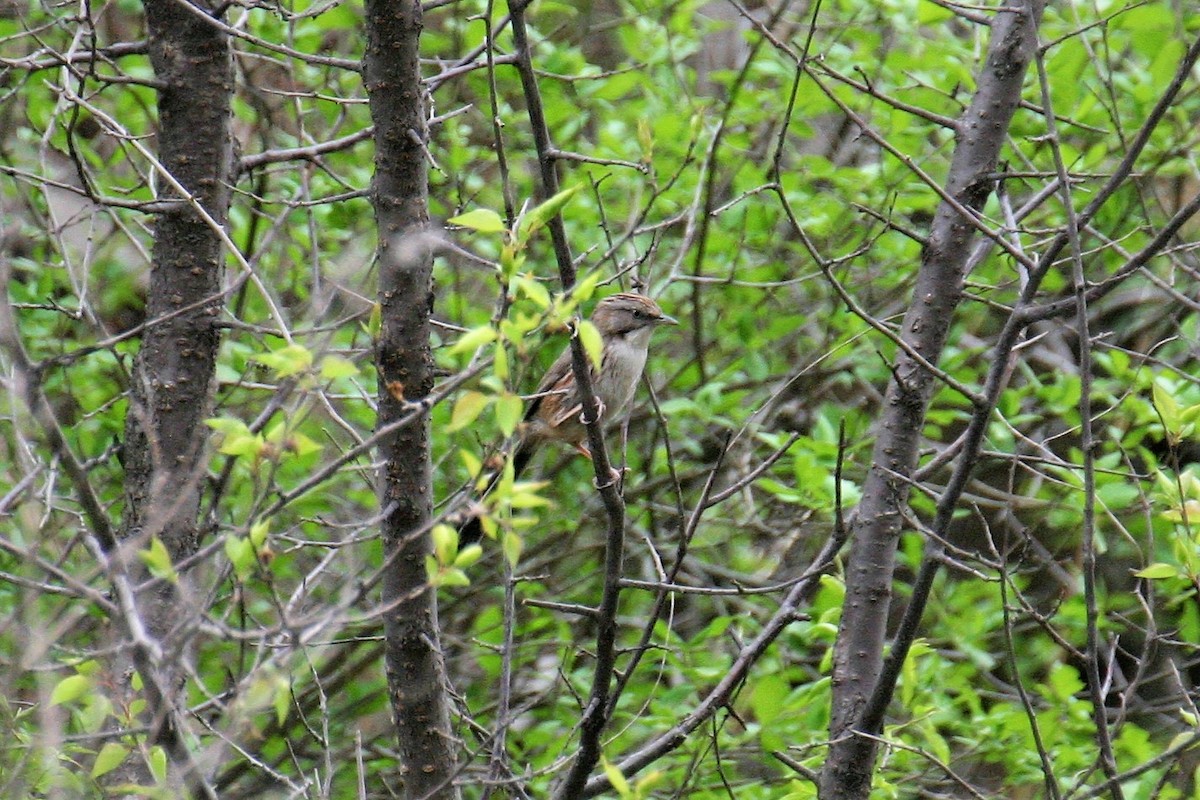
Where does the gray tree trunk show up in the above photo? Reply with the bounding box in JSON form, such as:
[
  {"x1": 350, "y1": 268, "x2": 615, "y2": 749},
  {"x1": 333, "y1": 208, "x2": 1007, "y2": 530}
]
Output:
[
  {"x1": 362, "y1": 0, "x2": 460, "y2": 796},
  {"x1": 819, "y1": 4, "x2": 1045, "y2": 798}
]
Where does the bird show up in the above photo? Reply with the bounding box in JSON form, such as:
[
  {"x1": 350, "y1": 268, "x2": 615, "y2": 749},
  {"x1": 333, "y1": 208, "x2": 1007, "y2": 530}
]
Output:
[{"x1": 457, "y1": 291, "x2": 678, "y2": 545}]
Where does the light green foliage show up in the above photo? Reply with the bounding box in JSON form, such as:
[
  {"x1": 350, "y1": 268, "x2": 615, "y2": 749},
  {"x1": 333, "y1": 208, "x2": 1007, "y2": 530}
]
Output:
[
  {"x1": 137, "y1": 537, "x2": 178, "y2": 584},
  {"x1": 4, "y1": 0, "x2": 1200, "y2": 796}
]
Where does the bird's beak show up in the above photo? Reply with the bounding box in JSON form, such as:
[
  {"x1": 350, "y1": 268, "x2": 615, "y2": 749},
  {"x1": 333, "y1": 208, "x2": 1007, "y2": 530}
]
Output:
[{"x1": 657, "y1": 313, "x2": 680, "y2": 326}]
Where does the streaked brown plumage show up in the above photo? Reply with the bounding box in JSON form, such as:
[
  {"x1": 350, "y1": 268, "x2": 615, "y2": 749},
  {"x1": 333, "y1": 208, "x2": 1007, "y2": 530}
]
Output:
[{"x1": 459, "y1": 292, "x2": 677, "y2": 544}]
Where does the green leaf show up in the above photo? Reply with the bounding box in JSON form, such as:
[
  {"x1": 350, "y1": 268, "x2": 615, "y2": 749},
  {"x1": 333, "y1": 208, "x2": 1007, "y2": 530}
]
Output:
[
  {"x1": 749, "y1": 674, "x2": 788, "y2": 724},
  {"x1": 515, "y1": 274, "x2": 551, "y2": 308},
  {"x1": 578, "y1": 320, "x2": 603, "y2": 371},
  {"x1": 454, "y1": 543, "x2": 483, "y2": 568},
  {"x1": 517, "y1": 184, "x2": 582, "y2": 243},
  {"x1": 138, "y1": 537, "x2": 178, "y2": 583},
  {"x1": 1153, "y1": 380, "x2": 1181, "y2": 441},
  {"x1": 922, "y1": 721, "x2": 951, "y2": 764},
  {"x1": 432, "y1": 524, "x2": 458, "y2": 564},
  {"x1": 917, "y1": 0, "x2": 953, "y2": 23},
  {"x1": 205, "y1": 417, "x2": 249, "y2": 436},
  {"x1": 289, "y1": 431, "x2": 322, "y2": 457},
  {"x1": 818, "y1": 574, "x2": 845, "y2": 606},
  {"x1": 221, "y1": 434, "x2": 264, "y2": 458},
  {"x1": 440, "y1": 568, "x2": 471, "y2": 587},
  {"x1": 1135, "y1": 562, "x2": 1181, "y2": 580},
  {"x1": 50, "y1": 674, "x2": 91, "y2": 707},
  {"x1": 318, "y1": 355, "x2": 358, "y2": 380},
  {"x1": 1096, "y1": 480, "x2": 1139, "y2": 510},
  {"x1": 77, "y1": 692, "x2": 112, "y2": 734},
  {"x1": 449, "y1": 324, "x2": 498, "y2": 356},
  {"x1": 265, "y1": 423, "x2": 322, "y2": 458},
  {"x1": 249, "y1": 343, "x2": 314, "y2": 378},
  {"x1": 493, "y1": 342, "x2": 509, "y2": 380},
  {"x1": 1181, "y1": 403, "x2": 1200, "y2": 426},
  {"x1": 755, "y1": 477, "x2": 803, "y2": 503},
  {"x1": 570, "y1": 270, "x2": 603, "y2": 304},
  {"x1": 248, "y1": 520, "x2": 269, "y2": 549},
  {"x1": 603, "y1": 757, "x2": 632, "y2": 799},
  {"x1": 592, "y1": 70, "x2": 641, "y2": 101},
  {"x1": 508, "y1": 486, "x2": 552, "y2": 508},
  {"x1": 148, "y1": 746, "x2": 168, "y2": 784},
  {"x1": 225, "y1": 535, "x2": 255, "y2": 580},
  {"x1": 273, "y1": 679, "x2": 290, "y2": 726},
  {"x1": 446, "y1": 391, "x2": 490, "y2": 433},
  {"x1": 460, "y1": 448, "x2": 483, "y2": 480},
  {"x1": 92, "y1": 742, "x2": 129, "y2": 779},
  {"x1": 900, "y1": 639, "x2": 919, "y2": 707},
  {"x1": 500, "y1": 243, "x2": 525, "y2": 280},
  {"x1": 502, "y1": 531, "x2": 523, "y2": 568},
  {"x1": 496, "y1": 458, "x2": 516, "y2": 496},
  {"x1": 207, "y1": 418, "x2": 261, "y2": 457},
  {"x1": 495, "y1": 392, "x2": 523, "y2": 438},
  {"x1": 447, "y1": 208, "x2": 506, "y2": 233},
  {"x1": 1045, "y1": 662, "x2": 1084, "y2": 701}
]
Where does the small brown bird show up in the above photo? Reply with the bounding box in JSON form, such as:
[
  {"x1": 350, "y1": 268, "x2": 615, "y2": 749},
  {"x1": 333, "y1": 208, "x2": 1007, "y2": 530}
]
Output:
[{"x1": 459, "y1": 292, "x2": 678, "y2": 544}]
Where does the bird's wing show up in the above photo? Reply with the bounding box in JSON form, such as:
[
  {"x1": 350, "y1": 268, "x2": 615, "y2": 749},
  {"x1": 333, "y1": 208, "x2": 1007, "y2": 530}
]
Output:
[{"x1": 525, "y1": 346, "x2": 574, "y2": 424}]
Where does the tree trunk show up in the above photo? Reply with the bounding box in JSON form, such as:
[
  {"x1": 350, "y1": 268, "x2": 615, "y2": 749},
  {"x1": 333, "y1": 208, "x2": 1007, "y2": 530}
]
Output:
[
  {"x1": 362, "y1": 0, "x2": 460, "y2": 796},
  {"x1": 819, "y1": 3, "x2": 1044, "y2": 798},
  {"x1": 112, "y1": 0, "x2": 232, "y2": 789},
  {"x1": 122, "y1": 0, "x2": 232, "y2": 559}
]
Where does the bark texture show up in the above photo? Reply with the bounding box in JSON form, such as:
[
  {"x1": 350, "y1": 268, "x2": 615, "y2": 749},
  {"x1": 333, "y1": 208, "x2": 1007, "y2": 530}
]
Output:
[
  {"x1": 121, "y1": 0, "x2": 232, "y2": 559},
  {"x1": 113, "y1": 0, "x2": 232, "y2": 789},
  {"x1": 362, "y1": 0, "x2": 459, "y2": 796},
  {"x1": 819, "y1": 4, "x2": 1045, "y2": 798}
]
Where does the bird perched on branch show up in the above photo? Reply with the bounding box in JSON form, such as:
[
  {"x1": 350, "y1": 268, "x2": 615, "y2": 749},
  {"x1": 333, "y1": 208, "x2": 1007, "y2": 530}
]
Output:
[{"x1": 458, "y1": 291, "x2": 678, "y2": 545}]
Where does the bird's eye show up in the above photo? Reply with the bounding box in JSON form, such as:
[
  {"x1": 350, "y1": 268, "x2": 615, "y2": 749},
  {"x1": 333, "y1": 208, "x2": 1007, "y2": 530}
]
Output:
[{"x1": 632, "y1": 309, "x2": 646, "y2": 319}]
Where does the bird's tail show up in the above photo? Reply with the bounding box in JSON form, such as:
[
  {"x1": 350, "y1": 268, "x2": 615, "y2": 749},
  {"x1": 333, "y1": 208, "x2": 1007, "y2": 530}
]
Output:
[{"x1": 457, "y1": 440, "x2": 536, "y2": 546}]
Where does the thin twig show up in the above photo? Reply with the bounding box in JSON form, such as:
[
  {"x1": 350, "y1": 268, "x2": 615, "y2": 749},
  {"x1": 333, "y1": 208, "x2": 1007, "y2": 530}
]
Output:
[{"x1": 1032, "y1": 38, "x2": 1123, "y2": 800}]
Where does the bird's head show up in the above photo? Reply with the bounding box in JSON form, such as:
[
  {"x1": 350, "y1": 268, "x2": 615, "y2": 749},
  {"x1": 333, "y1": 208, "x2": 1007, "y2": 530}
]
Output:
[{"x1": 590, "y1": 292, "x2": 679, "y2": 338}]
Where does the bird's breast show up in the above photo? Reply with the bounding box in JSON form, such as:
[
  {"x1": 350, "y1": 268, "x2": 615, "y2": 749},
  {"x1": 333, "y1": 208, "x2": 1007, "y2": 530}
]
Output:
[{"x1": 596, "y1": 335, "x2": 649, "y2": 417}]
